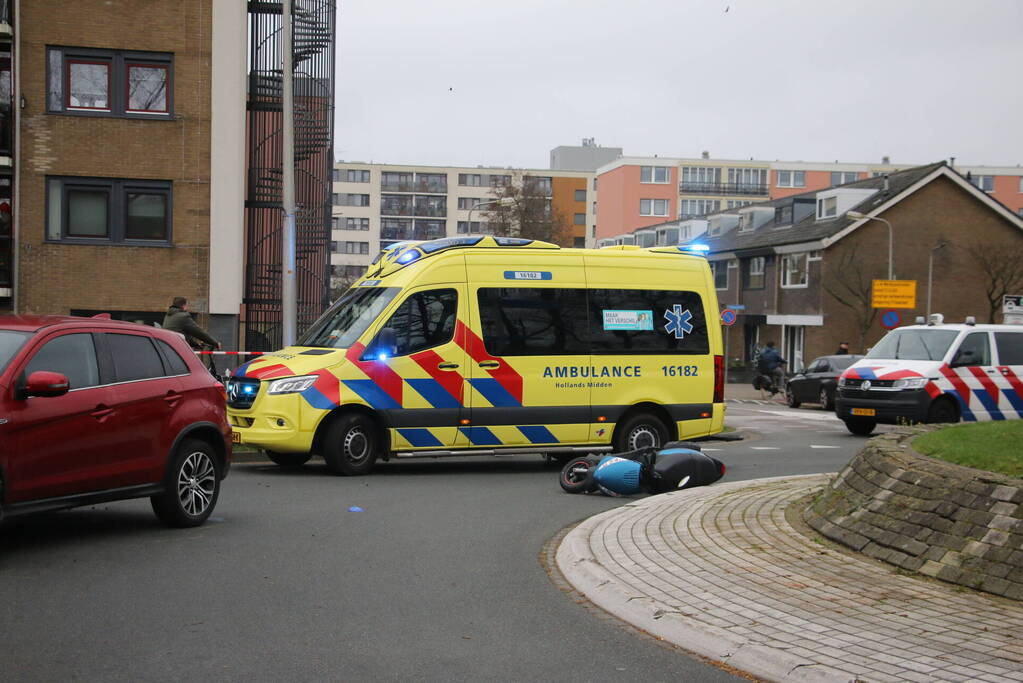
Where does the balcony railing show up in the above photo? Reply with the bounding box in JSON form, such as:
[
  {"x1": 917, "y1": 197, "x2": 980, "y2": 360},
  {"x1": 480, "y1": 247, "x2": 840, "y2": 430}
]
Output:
[
  {"x1": 380, "y1": 180, "x2": 414, "y2": 192},
  {"x1": 414, "y1": 180, "x2": 447, "y2": 194},
  {"x1": 679, "y1": 182, "x2": 769, "y2": 197}
]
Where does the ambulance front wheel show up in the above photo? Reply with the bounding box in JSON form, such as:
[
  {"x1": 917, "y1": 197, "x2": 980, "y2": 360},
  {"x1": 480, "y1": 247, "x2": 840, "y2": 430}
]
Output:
[
  {"x1": 324, "y1": 413, "x2": 379, "y2": 476},
  {"x1": 613, "y1": 412, "x2": 669, "y2": 453}
]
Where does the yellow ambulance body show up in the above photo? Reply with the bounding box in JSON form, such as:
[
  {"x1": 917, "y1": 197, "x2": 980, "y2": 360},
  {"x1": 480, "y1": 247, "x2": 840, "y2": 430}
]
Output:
[{"x1": 226, "y1": 236, "x2": 724, "y2": 474}]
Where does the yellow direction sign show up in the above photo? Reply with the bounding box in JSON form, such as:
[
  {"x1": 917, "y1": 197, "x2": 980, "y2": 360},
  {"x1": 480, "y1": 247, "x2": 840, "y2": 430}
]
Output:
[{"x1": 872, "y1": 279, "x2": 917, "y2": 309}]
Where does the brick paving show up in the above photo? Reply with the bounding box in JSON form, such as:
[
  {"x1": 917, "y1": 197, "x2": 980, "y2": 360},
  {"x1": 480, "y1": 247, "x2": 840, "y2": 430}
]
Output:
[{"x1": 556, "y1": 474, "x2": 1023, "y2": 682}]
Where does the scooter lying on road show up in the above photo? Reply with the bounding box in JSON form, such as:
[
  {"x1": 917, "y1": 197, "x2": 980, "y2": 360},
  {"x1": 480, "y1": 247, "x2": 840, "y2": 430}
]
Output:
[{"x1": 559, "y1": 442, "x2": 726, "y2": 496}]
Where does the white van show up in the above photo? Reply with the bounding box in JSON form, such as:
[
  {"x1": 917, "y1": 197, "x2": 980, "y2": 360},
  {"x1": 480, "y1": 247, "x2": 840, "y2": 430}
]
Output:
[{"x1": 834, "y1": 316, "x2": 1023, "y2": 435}]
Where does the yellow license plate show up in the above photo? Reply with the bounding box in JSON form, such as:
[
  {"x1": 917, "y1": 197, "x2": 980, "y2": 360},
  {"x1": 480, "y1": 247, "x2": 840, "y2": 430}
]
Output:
[
  {"x1": 231, "y1": 431, "x2": 242, "y2": 444},
  {"x1": 851, "y1": 408, "x2": 876, "y2": 417}
]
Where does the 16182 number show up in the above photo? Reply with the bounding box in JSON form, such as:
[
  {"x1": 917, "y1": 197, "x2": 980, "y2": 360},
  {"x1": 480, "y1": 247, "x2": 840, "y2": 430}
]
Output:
[{"x1": 661, "y1": 365, "x2": 698, "y2": 377}]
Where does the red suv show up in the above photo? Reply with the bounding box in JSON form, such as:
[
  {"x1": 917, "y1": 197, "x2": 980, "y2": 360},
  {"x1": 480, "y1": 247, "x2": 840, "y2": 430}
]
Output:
[{"x1": 0, "y1": 315, "x2": 231, "y2": 527}]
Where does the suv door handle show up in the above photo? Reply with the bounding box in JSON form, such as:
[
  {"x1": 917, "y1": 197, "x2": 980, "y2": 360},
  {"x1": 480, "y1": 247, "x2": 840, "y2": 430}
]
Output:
[
  {"x1": 478, "y1": 360, "x2": 500, "y2": 369},
  {"x1": 164, "y1": 391, "x2": 183, "y2": 406},
  {"x1": 91, "y1": 405, "x2": 114, "y2": 422},
  {"x1": 438, "y1": 362, "x2": 460, "y2": 370}
]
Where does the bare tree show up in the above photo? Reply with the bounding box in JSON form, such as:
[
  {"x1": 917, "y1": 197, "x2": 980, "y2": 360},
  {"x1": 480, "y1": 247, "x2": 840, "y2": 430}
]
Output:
[
  {"x1": 961, "y1": 241, "x2": 1023, "y2": 323},
  {"x1": 483, "y1": 173, "x2": 573, "y2": 246},
  {"x1": 823, "y1": 245, "x2": 880, "y2": 350}
]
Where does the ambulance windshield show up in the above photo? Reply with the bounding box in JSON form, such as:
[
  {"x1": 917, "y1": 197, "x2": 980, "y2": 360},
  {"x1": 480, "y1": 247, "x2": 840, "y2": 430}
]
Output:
[
  {"x1": 866, "y1": 329, "x2": 959, "y2": 361},
  {"x1": 298, "y1": 287, "x2": 400, "y2": 348}
]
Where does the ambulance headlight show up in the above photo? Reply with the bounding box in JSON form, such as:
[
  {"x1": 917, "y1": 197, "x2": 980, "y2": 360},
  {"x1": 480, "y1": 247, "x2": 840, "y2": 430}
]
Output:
[
  {"x1": 266, "y1": 375, "x2": 318, "y2": 394},
  {"x1": 892, "y1": 377, "x2": 927, "y2": 390}
]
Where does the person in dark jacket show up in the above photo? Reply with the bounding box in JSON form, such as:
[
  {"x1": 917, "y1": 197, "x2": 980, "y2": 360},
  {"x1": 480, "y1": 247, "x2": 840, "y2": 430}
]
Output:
[
  {"x1": 758, "y1": 341, "x2": 787, "y2": 393},
  {"x1": 162, "y1": 297, "x2": 220, "y2": 349},
  {"x1": 835, "y1": 341, "x2": 850, "y2": 355}
]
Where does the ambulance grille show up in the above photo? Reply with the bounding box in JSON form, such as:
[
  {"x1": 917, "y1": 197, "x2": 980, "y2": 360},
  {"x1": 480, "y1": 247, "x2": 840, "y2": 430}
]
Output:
[{"x1": 227, "y1": 378, "x2": 260, "y2": 409}]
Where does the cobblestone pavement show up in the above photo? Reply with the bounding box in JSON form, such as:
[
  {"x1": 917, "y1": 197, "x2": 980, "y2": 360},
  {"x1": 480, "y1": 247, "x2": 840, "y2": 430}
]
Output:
[{"x1": 556, "y1": 474, "x2": 1023, "y2": 682}]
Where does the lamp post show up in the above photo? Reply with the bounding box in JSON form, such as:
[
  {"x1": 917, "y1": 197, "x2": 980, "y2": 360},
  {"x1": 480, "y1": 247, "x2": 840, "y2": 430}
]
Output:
[
  {"x1": 847, "y1": 211, "x2": 893, "y2": 280},
  {"x1": 927, "y1": 240, "x2": 949, "y2": 316},
  {"x1": 466, "y1": 197, "x2": 514, "y2": 235}
]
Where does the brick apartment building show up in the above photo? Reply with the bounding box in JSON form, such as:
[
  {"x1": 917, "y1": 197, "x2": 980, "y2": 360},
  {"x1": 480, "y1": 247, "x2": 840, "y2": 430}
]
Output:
[{"x1": 695, "y1": 162, "x2": 1023, "y2": 372}]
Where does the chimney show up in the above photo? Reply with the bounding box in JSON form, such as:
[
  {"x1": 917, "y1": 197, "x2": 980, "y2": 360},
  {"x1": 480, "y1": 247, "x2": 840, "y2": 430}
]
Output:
[
  {"x1": 701, "y1": 150, "x2": 710, "y2": 159},
  {"x1": 882, "y1": 155, "x2": 890, "y2": 165}
]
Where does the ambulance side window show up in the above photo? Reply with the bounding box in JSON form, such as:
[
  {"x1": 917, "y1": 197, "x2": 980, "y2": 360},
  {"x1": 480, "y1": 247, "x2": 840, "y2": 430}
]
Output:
[
  {"x1": 995, "y1": 333, "x2": 1023, "y2": 365},
  {"x1": 952, "y1": 332, "x2": 990, "y2": 367},
  {"x1": 589, "y1": 289, "x2": 709, "y2": 354},
  {"x1": 477, "y1": 288, "x2": 589, "y2": 356},
  {"x1": 382, "y1": 288, "x2": 457, "y2": 356}
]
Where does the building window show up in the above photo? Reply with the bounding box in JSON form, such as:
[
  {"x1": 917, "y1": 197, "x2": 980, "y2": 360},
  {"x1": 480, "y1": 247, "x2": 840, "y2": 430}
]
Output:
[
  {"x1": 573, "y1": 213, "x2": 586, "y2": 225},
  {"x1": 727, "y1": 200, "x2": 752, "y2": 209},
  {"x1": 415, "y1": 173, "x2": 447, "y2": 194},
  {"x1": 343, "y1": 217, "x2": 369, "y2": 230},
  {"x1": 47, "y1": 47, "x2": 172, "y2": 117},
  {"x1": 381, "y1": 194, "x2": 413, "y2": 215},
  {"x1": 639, "y1": 199, "x2": 669, "y2": 216},
  {"x1": 489, "y1": 174, "x2": 511, "y2": 188},
  {"x1": 711, "y1": 261, "x2": 728, "y2": 290},
  {"x1": 1019, "y1": 178, "x2": 1023, "y2": 193},
  {"x1": 381, "y1": 217, "x2": 412, "y2": 241},
  {"x1": 459, "y1": 173, "x2": 482, "y2": 187},
  {"x1": 346, "y1": 169, "x2": 370, "y2": 183},
  {"x1": 524, "y1": 176, "x2": 552, "y2": 195},
  {"x1": 456, "y1": 221, "x2": 485, "y2": 234},
  {"x1": 337, "y1": 193, "x2": 370, "y2": 207},
  {"x1": 776, "y1": 170, "x2": 805, "y2": 188},
  {"x1": 640, "y1": 166, "x2": 670, "y2": 183},
  {"x1": 381, "y1": 172, "x2": 413, "y2": 192},
  {"x1": 745, "y1": 256, "x2": 765, "y2": 289},
  {"x1": 680, "y1": 166, "x2": 720, "y2": 190},
  {"x1": 46, "y1": 176, "x2": 171, "y2": 244},
  {"x1": 414, "y1": 195, "x2": 447, "y2": 217},
  {"x1": 830, "y1": 171, "x2": 858, "y2": 185},
  {"x1": 679, "y1": 199, "x2": 719, "y2": 217},
  {"x1": 414, "y1": 219, "x2": 445, "y2": 240},
  {"x1": 969, "y1": 175, "x2": 994, "y2": 192},
  {"x1": 727, "y1": 167, "x2": 767, "y2": 190},
  {"x1": 457, "y1": 197, "x2": 488, "y2": 210},
  {"x1": 780, "y1": 253, "x2": 808, "y2": 288},
  {"x1": 816, "y1": 196, "x2": 837, "y2": 219},
  {"x1": 574, "y1": 189, "x2": 586, "y2": 202},
  {"x1": 344, "y1": 241, "x2": 369, "y2": 255}
]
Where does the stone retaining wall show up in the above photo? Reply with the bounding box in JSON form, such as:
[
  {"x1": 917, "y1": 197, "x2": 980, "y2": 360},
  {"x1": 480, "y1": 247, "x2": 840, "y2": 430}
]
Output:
[{"x1": 803, "y1": 426, "x2": 1023, "y2": 600}]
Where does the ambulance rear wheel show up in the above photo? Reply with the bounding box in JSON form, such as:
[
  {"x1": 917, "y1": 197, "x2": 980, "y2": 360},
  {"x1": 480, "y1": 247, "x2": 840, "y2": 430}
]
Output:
[
  {"x1": 324, "y1": 413, "x2": 378, "y2": 476},
  {"x1": 265, "y1": 451, "x2": 312, "y2": 468},
  {"x1": 614, "y1": 412, "x2": 668, "y2": 453}
]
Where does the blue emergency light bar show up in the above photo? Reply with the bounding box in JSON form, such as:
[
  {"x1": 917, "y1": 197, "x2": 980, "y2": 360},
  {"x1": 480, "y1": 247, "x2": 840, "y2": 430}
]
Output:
[{"x1": 678, "y1": 243, "x2": 710, "y2": 255}]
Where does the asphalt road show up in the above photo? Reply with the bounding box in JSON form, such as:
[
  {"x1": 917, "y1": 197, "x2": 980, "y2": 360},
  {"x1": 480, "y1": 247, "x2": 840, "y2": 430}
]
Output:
[{"x1": 0, "y1": 402, "x2": 873, "y2": 682}]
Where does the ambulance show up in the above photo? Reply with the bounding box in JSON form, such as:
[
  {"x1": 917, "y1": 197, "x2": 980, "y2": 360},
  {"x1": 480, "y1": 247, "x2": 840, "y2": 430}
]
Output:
[
  {"x1": 835, "y1": 315, "x2": 1023, "y2": 435},
  {"x1": 226, "y1": 235, "x2": 724, "y2": 474}
]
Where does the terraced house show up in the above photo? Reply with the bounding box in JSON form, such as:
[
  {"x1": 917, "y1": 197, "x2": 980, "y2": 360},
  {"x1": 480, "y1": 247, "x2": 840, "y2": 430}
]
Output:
[{"x1": 695, "y1": 162, "x2": 1023, "y2": 373}]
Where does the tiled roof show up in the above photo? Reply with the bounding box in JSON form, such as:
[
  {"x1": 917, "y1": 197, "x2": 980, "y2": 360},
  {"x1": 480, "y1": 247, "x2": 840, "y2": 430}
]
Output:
[{"x1": 696, "y1": 162, "x2": 947, "y2": 255}]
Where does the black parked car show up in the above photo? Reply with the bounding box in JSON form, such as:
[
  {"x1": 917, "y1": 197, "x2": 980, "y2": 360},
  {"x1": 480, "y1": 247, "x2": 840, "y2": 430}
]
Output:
[{"x1": 786, "y1": 355, "x2": 864, "y2": 410}]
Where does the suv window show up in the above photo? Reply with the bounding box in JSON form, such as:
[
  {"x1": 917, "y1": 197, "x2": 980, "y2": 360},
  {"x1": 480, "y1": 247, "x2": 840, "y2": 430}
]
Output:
[
  {"x1": 25, "y1": 333, "x2": 101, "y2": 389},
  {"x1": 995, "y1": 332, "x2": 1023, "y2": 365},
  {"x1": 156, "y1": 339, "x2": 190, "y2": 375},
  {"x1": 477, "y1": 288, "x2": 589, "y2": 356},
  {"x1": 107, "y1": 333, "x2": 166, "y2": 382},
  {"x1": 954, "y1": 332, "x2": 991, "y2": 367},
  {"x1": 381, "y1": 289, "x2": 458, "y2": 356}
]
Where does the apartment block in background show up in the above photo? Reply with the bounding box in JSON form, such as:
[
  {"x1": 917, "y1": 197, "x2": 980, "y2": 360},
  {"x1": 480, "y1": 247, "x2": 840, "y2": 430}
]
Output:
[{"x1": 330, "y1": 162, "x2": 594, "y2": 286}]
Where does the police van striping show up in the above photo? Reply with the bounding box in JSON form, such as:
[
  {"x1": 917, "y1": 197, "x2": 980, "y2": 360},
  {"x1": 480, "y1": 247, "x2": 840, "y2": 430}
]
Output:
[{"x1": 225, "y1": 236, "x2": 724, "y2": 475}]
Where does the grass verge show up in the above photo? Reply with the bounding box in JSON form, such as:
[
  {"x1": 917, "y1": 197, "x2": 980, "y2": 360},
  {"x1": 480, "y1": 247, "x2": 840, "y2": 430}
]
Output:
[{"x1": 913, "y1": 421, "x2": 1023, "y2": 478}]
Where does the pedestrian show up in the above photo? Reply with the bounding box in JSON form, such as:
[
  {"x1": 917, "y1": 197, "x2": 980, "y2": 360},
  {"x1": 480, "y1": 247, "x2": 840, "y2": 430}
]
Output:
[
  {"x1": 835, "y1": 341, "x2": 850, "y2": 355},
  {"x1": 162, "y1": 297, "x2": 220, "y2": 350},
  {"x1": 758, "y1": 341, "x2": 787, "y2": 395}
]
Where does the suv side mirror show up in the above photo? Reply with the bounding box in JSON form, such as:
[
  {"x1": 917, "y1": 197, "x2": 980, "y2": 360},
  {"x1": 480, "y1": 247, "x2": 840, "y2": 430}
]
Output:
[
  {"x1": 24, "y1": 371, "x2": 71, "y2": 398},
  {"x1": 366, "y1": 327, "x2": 398, "y2": 360}
]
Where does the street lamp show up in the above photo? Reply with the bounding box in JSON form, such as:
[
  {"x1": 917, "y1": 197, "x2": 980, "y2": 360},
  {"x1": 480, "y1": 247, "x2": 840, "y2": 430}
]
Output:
[
  {"x1": 927, "y1": 240, "x2": 949, "y2": 316},
  {"x1": 847, "y1": 211, "x2": 893, "y2": 280},
  {"x1": 466, "y1": 197, "x2": 514, "y2": 235}
]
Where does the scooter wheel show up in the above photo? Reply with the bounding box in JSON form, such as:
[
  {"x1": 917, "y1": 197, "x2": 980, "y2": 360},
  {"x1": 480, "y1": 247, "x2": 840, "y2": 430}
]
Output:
[{"x1": 560, "y1": 456, "x2": 599, "y2": 494}]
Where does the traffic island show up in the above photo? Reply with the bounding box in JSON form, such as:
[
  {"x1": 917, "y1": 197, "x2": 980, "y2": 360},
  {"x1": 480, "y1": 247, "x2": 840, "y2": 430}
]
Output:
[{"x1": 804, "y1": 425, "x2": 1023, "y2": 600}]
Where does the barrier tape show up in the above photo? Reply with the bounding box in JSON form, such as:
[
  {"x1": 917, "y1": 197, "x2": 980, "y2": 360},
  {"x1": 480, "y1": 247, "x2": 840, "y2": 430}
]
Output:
[{"x1": 193, "y1": 350, "x2": 265, "y2": 356}]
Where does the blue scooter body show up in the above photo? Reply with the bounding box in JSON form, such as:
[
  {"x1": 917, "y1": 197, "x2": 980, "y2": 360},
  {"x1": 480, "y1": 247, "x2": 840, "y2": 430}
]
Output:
[{"x1": 592, "y1": 456, "x2": 645, "y2": 495}]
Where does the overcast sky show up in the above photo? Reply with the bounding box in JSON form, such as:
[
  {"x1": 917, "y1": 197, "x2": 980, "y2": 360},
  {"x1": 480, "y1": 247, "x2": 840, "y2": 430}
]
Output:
[{"x1": 334, "y1": 0, "x2": 1021, "y2": 170}]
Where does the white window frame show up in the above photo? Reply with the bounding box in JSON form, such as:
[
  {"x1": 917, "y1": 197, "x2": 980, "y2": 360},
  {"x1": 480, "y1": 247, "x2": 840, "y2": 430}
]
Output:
[
  {"x1": 777, "y1": 170, "x2": 806, "y2": 188},
  {"x1": 830, "y1": 171, "x2": 858, "y2": 185},
  {"x1": 640, "y1": 166, "x2": 671, "y2": 184},
  {"x1": 971, "y1": 175, "x2": 994, "y2": 192},
  {"x1": 780, "y1": 253, "x2": 809, "y2": 288},
  {"x1": 816, "y1": 196, "x2": 837, "y2": 219},
  {"x1": 712, "y1": 261, "x2": 728, "y2": 290},
  {"x1": 639, "y1": 198, "x2": 669, "y2": 216}
]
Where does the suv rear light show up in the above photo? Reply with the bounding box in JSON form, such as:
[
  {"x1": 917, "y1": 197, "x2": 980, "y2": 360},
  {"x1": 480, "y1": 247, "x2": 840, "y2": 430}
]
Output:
[{"x1": 713, "y1": 354, "x2": 724, "y2": 403}]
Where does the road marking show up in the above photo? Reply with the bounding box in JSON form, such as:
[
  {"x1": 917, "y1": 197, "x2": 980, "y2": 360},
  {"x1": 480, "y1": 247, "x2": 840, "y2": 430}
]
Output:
[
  {"x1": 702, "y1": 448, "x2": 722, "y2": 452},
  {"x1": 809, "y1": 445, "x2": 841, "y2": 449},
  {"x1": 752, "y1": 410, "x2": 839, "y2": 423},
  {"x1": 749, "y1": 446, "x2": 780, "y2": 450}
]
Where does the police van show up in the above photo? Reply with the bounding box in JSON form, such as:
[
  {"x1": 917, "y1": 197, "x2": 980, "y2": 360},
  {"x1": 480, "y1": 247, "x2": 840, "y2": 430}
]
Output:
[
  {"x1": 835, "y1": 315, "x2": 1023, "y2": 435},
  {"x1": 227, "y1": 236, "x2": 724, "y2": 474}
]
